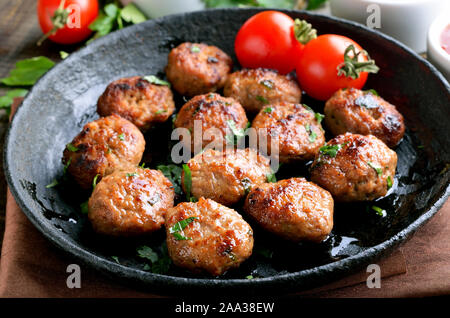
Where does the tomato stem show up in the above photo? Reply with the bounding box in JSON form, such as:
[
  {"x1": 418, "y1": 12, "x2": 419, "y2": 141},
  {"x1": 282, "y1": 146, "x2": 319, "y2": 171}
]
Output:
[
  {"x1": 37, "y1": 0, "x2": 70, "y2": 46},
  {"x1": 293, "y1": 19, "x2": 317, "y2": 45},
  {"x1": 337, "y1": 44, "x2": 379, "y2": 79}
]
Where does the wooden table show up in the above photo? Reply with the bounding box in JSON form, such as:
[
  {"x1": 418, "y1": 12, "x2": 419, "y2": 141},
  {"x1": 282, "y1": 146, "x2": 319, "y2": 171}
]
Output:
[{"x1": 0, "y1": 0, "x2": 79, "y2": 247}]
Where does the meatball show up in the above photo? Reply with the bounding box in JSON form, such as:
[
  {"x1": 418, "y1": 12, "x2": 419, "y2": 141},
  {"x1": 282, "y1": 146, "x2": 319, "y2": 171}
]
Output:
[
  {"x1": 182, "y1": 148, "x2": 272, "y2": 206},
  {"x1": 62, "y1": 115, "x2": 145, "y2": 189},
  {"x1": 310, "y1": 133, "x2": 397, "y2": 202},
  {"x1": 88, "y1": 167, "x2": 175, "y2": 236},
  {"x1": 97, "y1": 76, "x2": 175, "y2": 132},
  {"x1": 324, "y1": 88, "x2": 405, "y2": 148},
  {"x1": 174, "y1": 93, "x2": 248, "y2": 152},
  {"x1": 165, "y1": 197, "x2": 254, "y2": 276},
  {"x1": 223, "y1": 68, "x2": 302, "y2": 113},
  {"x1": 165, "y1": 42, "x2": 232, "y2": 96},
  {"x1": 244, "y1": 178, "x2": 334, "y2": 243},
  {"x1": 251, "y1": 102, "x2": 325, "y2": 163}
]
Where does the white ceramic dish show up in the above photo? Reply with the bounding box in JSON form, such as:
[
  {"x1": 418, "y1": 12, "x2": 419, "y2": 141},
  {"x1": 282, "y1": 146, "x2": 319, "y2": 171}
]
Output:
[
  {"x1": 329, "y1": 0, "x2": 448, "y2": 53},
  {"x1": 127, "y1": 0, "x2": 205, "y2": 19},
  {"x1": 427, "y1": 12, "x2": 450, "y2": 82}
]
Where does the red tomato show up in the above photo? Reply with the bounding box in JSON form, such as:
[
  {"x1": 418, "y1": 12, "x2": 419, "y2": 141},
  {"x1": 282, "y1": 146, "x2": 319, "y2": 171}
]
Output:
[
  {"x1": 37, "y1": 0, "x2": 99, "y2": 45},
  {"x1": 234, "y1": 11, "x2": 303, "y2": 75},
  {"x1": 296, "y1": 34, "x2": 378, "y2": 101}
]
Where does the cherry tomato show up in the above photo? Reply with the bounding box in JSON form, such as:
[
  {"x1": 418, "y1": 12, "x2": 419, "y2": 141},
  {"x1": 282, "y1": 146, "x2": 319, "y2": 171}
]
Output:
[
  {"x1": 37, "y1": 0, "x2": 99, "y2": 45},
  {"x1": 234, "y1": 11, "x2": 303, "y2": 75},
  {"x1": 296, "y1": 34, "x2": 379, "y2": 101}
]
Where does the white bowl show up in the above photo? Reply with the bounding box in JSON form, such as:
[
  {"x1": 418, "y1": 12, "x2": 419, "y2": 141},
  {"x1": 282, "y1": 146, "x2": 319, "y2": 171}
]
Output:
[
  {"x1": 330, "y1": 0, "x2": 448, "y2": 53},
  {"x1": 128, "y1": 0, "x2": 205, "y2": 19},
  {"x1": 427, "y1": 12, "x2": 450, "y2": 82}
]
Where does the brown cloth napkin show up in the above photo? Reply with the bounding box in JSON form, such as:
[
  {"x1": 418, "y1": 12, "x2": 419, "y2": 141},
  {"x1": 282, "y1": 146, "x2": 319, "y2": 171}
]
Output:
[{"x1": 0, "y1": 99, "x2": 449, "y2": 298}]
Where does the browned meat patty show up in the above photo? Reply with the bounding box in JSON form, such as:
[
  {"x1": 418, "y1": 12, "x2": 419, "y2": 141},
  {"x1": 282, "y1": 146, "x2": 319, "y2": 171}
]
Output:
[
  {"x1": 173, "y1": 93, "x2": 248, "y2": 152},
  {"x1": 182, "y1": 148, "x2": 272, "y2": 206},
  {"x1": 223, "y1": 68, "x2": 302, "y2": 113},
  {"x1": 244, "y1": 178, "x2": 334, "y2": 243},
  {"x1": 88, "y1": 167, "x2": 175, "y2": 237},
  {"x1": 165, "y1": 42, "x2": 232, "y2": 96},
  {"x1": 251, "y1": 102, "x2": 325, "y2": 163},
  {"x1": 62, "y1": 114, "x2": 145, "y2": 189},
  {"x1": 165, "y1": 197, "x2": 253, "y2": 276},
  {"x1": 310, "y1": 133, "x2": 397, "y2": 202},
  {"x1": 97, "y1": 76, "x2": 175, "y2": 132},
  {"x1": 324, "y1": 88, "x2": 405, "y2": 148}
]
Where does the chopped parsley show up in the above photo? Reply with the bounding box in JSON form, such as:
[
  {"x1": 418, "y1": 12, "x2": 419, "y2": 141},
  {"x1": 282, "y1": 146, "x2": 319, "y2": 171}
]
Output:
[
  {"x1": 182, "y1": 164, "x2": 196, "y2": 202},
  {"x1": 256, "y1": 95, "x2": 269, "y2": 104},
  {"x1": 66, "y1": 143, "x2": 79, "y2": 152},
  {"x1": 126, "y1": 172, "x2": 138, "y2": 177},
  {"x1": 241, "y1": 177, "x2": 253, "y2": 195},
  {"x1": 387, "y1": 176, "x2": 393, "y2": 189},
  {"x1": 319, "y1": 144, "x2": 344, "y2": 158},
  {"x1": 143, "y1": 75, "x2": 171, "y2": 87},
  {"x1": 63, "y1": 158, "x2": 71, "y2": 175},
  {"x1": 246, "y1": 275, "x2": 254, "y2": 280},
  {"x1": 266, "y1": 172, "x2": 277, "y2": 183},
  {"x1": 365, "y1": 89, "x2": 379, "y2": 96},
  {"x1": 157, "y1": 164, "x2": 183, "y2": 195},
  {"x1": 369, "y1": 205, "x2": 387, "y2": 217},
  {"x1": 137, "y1": 245, "x2": 158, "y2": 263},
  {"x1": 92, "y1": 174, "x2": 100, "y2": 188},
  {"x1": 111, "y1": 256, "x2": 120, "y2": 264},
  {"x1": 80, "y1": 200, "x2": 89, "y2": 214},
  {"x1": 137, "y1": 243, "x2": 172, "y2": 274},
  {"x1": 118, "y1": 133, "x2": 125, "y2": 141},
  {"x1": 45, "y1": 179, "x2": 59, "y2": 188},
  {"x1": 191, "y1": 46, "x2": 201, "y2": 53},
  {"x1": 259, "y1": 79, "x2": 274, "y2": 89},
  {"x1": 169, "y1": 216, "x2": 199, "y2": 240},
  {"x1": 155, "y1": 109, "x2": 167, "y2": 115},
  {"x1": 263, "y1": 106, "x2": 273, "y2": 113},
  {"x1": 225, "y1": 120, "x2": 249, "y2": 145},
  {"x1": 314, "y1": 112, "x2": 325, "y2": 124},
  {"x1": 367, "y1": 162, "x2": 383, "y2": 176},
  {"x1": 305, "y1": 124, "x2": 317, "y2": 143}
]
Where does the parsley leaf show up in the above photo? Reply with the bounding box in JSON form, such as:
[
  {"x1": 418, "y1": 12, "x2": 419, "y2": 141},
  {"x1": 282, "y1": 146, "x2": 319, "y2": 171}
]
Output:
[
  {"x1": 369, "y1": 205, "x2": 387, "y2": 217},
  {"x1": 143, "y1": 75, "x2": 171, "y2": 87},
  {"x1": 263, "y1": 106, "x2": 273, "y2": 113},
  {"x1": 92, "y1": 174, "x2": 100, "y2": 188},
  {"x1": 182, "y1": 164, "x2": 196, "y2": 202},
  {"x1": 191, "y1": 46, "x2": 201, "y2": 53},
  {"x1": 169, "y1": 217, "x2": 199, "y2": 240},
  {"x1": 305, "y1": 124, "x2": 317, "y2": 143},
  {"x1": 256, "y1": 95, "x2": 269, "y2": 104},
  {"x1": 46, "y1": 179, "x2": 59, "y2": 188},
  {"x1": 319, "y1": 144, "x2": 344, "y2": 158},
  {"x1": 0, "y1": 56, "x2": 55, "y2": 86},
  {"x1": 367, "y1": 162, "x2": 383, "y2": 176},
  {"x1": 120, "y1": 3, "x2": 147, "y2": 24},
  {"x1": 118, "y1": 133, "x2": 125, "y2": 140},
  {"x1": 80, "y1": 200, "x2": 89, "y2": 214},
  {"x1": 137, "y1": 246, "x2": 159, "y2": 263},
  {"x1": 157, "y1": 164, "x2": 183, "y2": 195},
  {"x1": 66, "y1": 143, "x2": 79, "y2": 152},
  {"x1": 307, "y1": 0, "x2": 328, "y2": 10},
  {"x1": 387, "y1": 176, "x2": 393, "y2": 189},
  {"x1": 226, "y1": 120, "x2": 249, "y2": 145},
  {"x1": 0, "y1": 89, "x2": 28, "y2": 114},
  {"x1": 266, "y1": 172, "x2": 277, "y2": 183}
]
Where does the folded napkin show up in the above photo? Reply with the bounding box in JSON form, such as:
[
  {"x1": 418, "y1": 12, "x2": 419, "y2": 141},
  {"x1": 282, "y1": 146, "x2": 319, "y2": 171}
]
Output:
[{"x1": 0, "y1": 99, "x2": 448, "y2": 298}]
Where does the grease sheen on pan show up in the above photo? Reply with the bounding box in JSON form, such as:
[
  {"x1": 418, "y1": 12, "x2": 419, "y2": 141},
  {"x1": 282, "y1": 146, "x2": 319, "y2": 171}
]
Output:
[{"x1": 165, "y1": 197, "x2": 254, "y2": 276}]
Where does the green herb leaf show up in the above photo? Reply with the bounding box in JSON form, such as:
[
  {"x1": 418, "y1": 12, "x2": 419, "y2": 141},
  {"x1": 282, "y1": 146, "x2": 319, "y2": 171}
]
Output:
[
  {"x1": 367, "y1": 162, "x2": 383, "y2": 176},
  {"x1": 80, "y1": 200, "x2": 89, "y2": 214},
  {"x1": 225, "y1": 120, "x2": 249, "y2": 145},
  {"x1": 143, "y1": 75, "x2": 171, "y2": 87},
  {"x1": 59, "y1": 51, "x2": 69, "y2": 59},
  {"x1": 241, "y1": 177, "x2": 253, "y2": 195},
  {"x1": 0, "y1": 89, "x2": 28, "y2": 113},
  {"x1": 182, "y1": 164, "x2": 194, "y2": 201},
  {"x1": 111, "y1": 256, "x2": 120, "y2": 264},
  {"x1": 92, "y1": 174, "x2": 100, "y2": 188},
  {"x1": 155, "y1": 109, "x2": 167, "y2": 115},
  {"x1": 246, "y1": 275, "x2": 254, "y2": 280},
  {"x1": 305, "y1": 124, "x2": 317, "y2": 143},
  {"x1": 120, "y1": 3, "x2": 147, "y2": 24},
  {"x1": 0, "y1": 57, "x2": 55, "y2": 86},
  {"x1": 169, "y1": 216, "x2": 199, "y2": 241},
  {"x1": 63, "y1": 158, "x2": 72, "y2": 175},
  {"x1": 191, "y1": 46, "x2": 201, "y2": 53},
  {"x1": 46, "y1": 179, "x2": 59, "y2": 188},
  {"x1": 118, "y1": 133, "x2": 125, "y2": 141},
  {"x1": 314, "y1": 112, "x2": 325, "y2": 124},
  {"x1": 319, "y1": 144, "x2": 344, "y2": 158},
  {"x1": 263, "y1": 106, "x2": 273, "y2": 113},
  {"x1": 307, "y1": 0, "x2": 328, "y2": 10},
  {"x1": 137, "y1": 246, "x2": 159, "y2": 263},
  {"x1": 266, "y1": 172, "x2": 277, "y2": 183},
  {"x1": 256, "y1": 95, "x2": 269, "y2": 104},
  {"x1": 126, "y1": 172, "x2": 138, "y2": 177},
  {"x1": 365, "y1": 89, "x2": 379, "y2": 96},
  {"x1": 387, "y1": 176, "x2": 393, "y2": 189},
  {"x1": 370, "y1": 205, "x2": 386, "y2": 217},
  {"x1": 157, "y1": 164, "x2": 183, "y2": 195},
  {"x1": 66, "y1": 143, "x2": 79, "y2": 152}
]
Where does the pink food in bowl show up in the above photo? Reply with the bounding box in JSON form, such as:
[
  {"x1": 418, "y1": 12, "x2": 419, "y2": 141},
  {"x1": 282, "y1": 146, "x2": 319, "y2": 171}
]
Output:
[{"x1": 441, "y1": 24, "x2": 450, "y2": 55}]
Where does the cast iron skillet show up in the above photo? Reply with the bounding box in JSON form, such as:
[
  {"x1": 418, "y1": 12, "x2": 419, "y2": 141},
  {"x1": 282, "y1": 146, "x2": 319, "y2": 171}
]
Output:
[{"x1": 4, "y1": 8, "x2": 450, "y2": 295}]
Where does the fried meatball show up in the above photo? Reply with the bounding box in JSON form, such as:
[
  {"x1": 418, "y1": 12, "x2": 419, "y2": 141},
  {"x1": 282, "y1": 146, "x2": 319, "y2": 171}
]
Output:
[
  {"x1": 174, "y1": 93, "x2": 248, "y2": 151},
  {"x1": 223, "y1": 68, "x2": 302, "y2": 113},
  {"x1": 165, "y1": 197, "x2": 253, "y2": 276},
  {"x1": 97, "y1": 76, "x2": 175, "y2": 132},
  {"x1": 62, "y1": 115, "x2": 145, "y2": 189},
  {"x1": 165, "y1": 42, "x2": 232, "y2": 96},
  {"x1": 324, "y1": 88, "x2": 405, "y2": 148},
  {"x1": 310, "y1": 133, "x2": 397, "y2": 202},
  {"x1": 251, "y1": 102, "x2": 325, "y2": 163},
  {"x1": 182, "y1": 148, "x2": 272, "y2": 206},
  {"x1": 88, "y1": 167, "x2": 175, "y2": 236},
  {"x1": 244, "y1": 178, "x2": 334, "y2": 243}
]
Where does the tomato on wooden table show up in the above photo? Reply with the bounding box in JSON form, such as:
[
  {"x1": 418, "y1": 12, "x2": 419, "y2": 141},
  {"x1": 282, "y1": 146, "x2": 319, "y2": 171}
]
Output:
[
  {"x1": 296, "y1": 34, "x2": 379, "y2": 101},
  {"x1": 37, "y1": 0, "x2": 99, "y2": 45}
]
